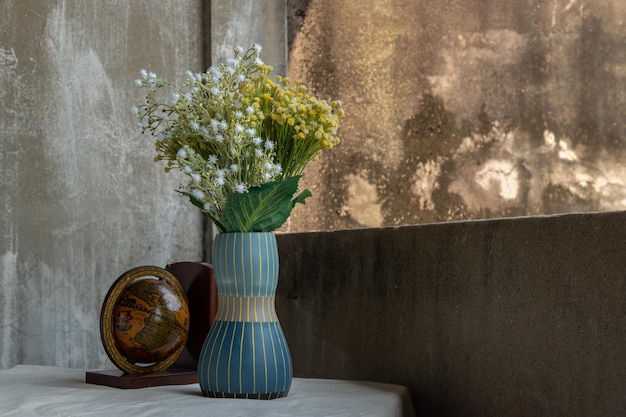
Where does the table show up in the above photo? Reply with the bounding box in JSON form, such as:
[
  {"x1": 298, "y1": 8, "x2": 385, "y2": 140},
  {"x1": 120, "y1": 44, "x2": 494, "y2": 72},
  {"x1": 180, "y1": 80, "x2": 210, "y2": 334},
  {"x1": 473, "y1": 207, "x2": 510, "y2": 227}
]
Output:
[{"x1": 0, "y1": 366, "x2": 415, "y2": 417}]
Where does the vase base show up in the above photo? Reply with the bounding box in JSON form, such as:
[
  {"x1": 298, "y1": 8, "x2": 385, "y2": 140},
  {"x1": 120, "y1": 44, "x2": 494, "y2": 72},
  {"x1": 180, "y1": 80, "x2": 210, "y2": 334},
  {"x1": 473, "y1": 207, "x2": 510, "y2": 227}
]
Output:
[{"x1": 201, "y1": 389, "x2": 289, "y2": 400}]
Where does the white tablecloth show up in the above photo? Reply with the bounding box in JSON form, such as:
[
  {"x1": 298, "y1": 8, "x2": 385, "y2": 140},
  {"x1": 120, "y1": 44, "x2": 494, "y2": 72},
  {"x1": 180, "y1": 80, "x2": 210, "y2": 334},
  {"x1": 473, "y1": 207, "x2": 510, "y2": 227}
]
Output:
[{"x1": 0, "y1": 366, "x2": 415, "y2": 417}]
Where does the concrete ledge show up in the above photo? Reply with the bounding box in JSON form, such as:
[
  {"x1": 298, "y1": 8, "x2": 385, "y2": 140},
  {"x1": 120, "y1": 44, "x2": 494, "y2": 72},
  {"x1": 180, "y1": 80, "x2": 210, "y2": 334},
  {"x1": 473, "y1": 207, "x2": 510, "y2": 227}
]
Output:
[{"x1": 276, "y1": 211, "x2": 626, "y2": 416}]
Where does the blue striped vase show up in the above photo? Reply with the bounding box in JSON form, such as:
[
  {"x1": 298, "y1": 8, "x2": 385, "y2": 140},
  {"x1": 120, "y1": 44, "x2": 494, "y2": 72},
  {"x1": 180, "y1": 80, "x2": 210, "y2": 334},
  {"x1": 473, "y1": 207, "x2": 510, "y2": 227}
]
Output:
[{"x1": 197, "y1": 232, "x2": 292, "y2": 399}]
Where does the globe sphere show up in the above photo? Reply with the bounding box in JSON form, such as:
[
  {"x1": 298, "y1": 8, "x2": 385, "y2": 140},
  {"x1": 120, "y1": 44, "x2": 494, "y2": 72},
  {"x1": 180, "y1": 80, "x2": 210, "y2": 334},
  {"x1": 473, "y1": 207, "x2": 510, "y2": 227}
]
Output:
[{"x1": 112, "y1": 278, "x2": 190, "y2": 365}]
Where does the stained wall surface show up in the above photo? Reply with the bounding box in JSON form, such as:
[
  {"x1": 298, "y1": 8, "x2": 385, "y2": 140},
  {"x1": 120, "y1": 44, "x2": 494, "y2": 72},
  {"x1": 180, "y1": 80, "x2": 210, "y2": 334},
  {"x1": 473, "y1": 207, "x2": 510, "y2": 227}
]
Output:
[
  {"x1": 284, "y1": 0, "x2": 626, "y2": 232},
  {"x1": 0, "y1": 1, "x2": 206, "y2": 370}
]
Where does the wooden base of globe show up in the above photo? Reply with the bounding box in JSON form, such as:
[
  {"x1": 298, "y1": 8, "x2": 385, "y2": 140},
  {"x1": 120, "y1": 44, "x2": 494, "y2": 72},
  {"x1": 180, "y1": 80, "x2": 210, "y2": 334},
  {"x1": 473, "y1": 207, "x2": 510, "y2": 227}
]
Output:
[
  {"x1": 201, "y1": 389, "x2": 289, "y2": 400},
  {"x1": 85, "y1": 368, "x2": 197, "y2": 389}
]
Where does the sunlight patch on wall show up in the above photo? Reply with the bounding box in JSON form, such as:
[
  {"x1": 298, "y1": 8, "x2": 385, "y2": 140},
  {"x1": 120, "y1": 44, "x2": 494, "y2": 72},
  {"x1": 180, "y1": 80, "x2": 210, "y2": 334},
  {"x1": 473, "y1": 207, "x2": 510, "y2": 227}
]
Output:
[
  {"x1": 475, "y1": 160, "x2": 519, "y2": 201},
  {"x1": 340, "y1": 174, "x2": 384, "y2": 228}
]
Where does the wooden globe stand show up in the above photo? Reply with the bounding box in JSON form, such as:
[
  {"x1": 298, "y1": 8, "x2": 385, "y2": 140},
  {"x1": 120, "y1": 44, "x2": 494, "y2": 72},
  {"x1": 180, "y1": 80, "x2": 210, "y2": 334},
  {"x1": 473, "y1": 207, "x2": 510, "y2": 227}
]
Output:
[{"x1": 86, "y1": 263, "x2": 217, "y2": 389}]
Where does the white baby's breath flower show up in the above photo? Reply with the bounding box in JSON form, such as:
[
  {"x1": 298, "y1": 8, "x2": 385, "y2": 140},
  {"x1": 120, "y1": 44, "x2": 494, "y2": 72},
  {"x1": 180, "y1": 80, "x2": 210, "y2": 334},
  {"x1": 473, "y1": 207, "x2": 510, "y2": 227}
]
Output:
[
  {"x1": 130, "y1": 106, "x2": 139, "y2": 115},
  {"x1": 209, "y1": 67, "x2": 221, "y2": 83},
  {"x1": 191, "y1": 189, "x2": 205, "y2": 200},
  {"x1": 134, "y1": 43, "x2": 340, "y2": 233}
]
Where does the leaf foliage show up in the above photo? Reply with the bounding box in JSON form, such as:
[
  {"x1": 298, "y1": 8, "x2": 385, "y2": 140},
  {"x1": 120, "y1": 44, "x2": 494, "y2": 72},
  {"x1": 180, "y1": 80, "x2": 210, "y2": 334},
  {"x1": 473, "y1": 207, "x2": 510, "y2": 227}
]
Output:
[{"x1": 220, "y1": 176, "x2": 311, "y2": 232}]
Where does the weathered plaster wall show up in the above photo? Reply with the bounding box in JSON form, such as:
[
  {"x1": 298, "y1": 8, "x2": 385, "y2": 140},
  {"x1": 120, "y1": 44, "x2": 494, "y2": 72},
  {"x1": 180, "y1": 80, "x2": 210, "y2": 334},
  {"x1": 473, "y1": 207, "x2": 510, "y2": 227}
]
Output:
[
  {"x1": 0, "y1": 1, "x2": 205, "y2": 370},
  {"x1": 0, "y1": 0, "x2": 289, "y2": 371},
  {"x1": 284, "y1": 0, "x2": 626, "y2": 232},
  {"x1": 212, "y1": 0, "x2": 287, "y2": 78}
]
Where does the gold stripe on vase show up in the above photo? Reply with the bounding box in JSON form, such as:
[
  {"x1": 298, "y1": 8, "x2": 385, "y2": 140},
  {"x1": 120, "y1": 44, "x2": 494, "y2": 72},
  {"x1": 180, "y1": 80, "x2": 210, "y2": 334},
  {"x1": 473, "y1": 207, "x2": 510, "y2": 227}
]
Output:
[{"x1": 215, "y1": 295, "x2": 279, "y2": 323}]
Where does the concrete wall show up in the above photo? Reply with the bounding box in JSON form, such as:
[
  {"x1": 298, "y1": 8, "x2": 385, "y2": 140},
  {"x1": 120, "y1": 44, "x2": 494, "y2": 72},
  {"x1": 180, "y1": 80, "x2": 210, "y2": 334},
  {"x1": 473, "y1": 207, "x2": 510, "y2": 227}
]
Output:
[
  {"x1": 0, "y1": 0, "x2": 288, "y2": 371},
  {"x1": 276, "y1": 211, "x2": 626, "y2": 416},
  {"x1": 0, "y1": 0, "x2": 206, "y2": 370},
  {"x1": 284, "y1": 0, "x2": 626, "y2": 232},
  {"x1": 212, "y1": 0, "x2": 287, "y2": 77}
]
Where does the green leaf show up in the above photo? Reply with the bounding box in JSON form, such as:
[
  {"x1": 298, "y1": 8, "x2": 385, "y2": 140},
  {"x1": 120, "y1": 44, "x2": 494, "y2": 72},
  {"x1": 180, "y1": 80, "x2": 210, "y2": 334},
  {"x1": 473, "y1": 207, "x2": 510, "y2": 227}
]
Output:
[
  {"x1": 292, "y1": 188, "x2": 313, "y2": 206},
  {"x1": 178, "y1": 190, "x2": 204, "y2": 210},
  {"x1": 221, "y1": 176, "x2": 311, "y2": 232}
]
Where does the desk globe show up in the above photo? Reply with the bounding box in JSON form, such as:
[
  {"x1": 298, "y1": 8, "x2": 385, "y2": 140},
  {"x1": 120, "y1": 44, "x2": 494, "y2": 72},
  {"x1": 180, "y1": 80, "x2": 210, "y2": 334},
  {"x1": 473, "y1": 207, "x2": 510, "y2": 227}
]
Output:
[{"x1": 100, "y1": 266, "x2": 190, "y2": 374}]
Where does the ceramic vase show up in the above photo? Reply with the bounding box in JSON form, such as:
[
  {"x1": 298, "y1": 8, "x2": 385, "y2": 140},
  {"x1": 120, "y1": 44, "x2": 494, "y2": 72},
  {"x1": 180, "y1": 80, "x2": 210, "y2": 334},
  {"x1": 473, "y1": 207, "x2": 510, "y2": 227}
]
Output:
[{"x1": 197, "y1": 232, "x2": 292, "y2": 399}]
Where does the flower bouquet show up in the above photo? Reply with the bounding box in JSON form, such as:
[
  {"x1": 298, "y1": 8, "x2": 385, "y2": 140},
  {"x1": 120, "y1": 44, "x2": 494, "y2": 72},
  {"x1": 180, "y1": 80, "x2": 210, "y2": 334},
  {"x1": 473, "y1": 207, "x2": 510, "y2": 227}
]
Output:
[{"x1": 133, "y1": 44, "x2": 343, "y2": 233}]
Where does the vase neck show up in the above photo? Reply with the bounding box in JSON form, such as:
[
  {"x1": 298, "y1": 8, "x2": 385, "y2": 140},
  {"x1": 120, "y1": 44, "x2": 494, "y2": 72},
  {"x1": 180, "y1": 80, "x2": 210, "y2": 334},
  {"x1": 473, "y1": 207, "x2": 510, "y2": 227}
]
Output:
[{"x1": 212, "y1": 232, "x2": 279, "y2": 297}]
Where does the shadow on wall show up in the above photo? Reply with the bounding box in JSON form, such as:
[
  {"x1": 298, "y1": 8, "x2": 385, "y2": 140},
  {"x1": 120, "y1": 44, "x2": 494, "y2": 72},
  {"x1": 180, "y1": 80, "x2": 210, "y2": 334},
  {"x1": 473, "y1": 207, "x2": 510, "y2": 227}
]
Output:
[
  {"x1": 275, "y1": 210, "x2": 626, "y2": 417},
  {"x1": 284, "y1": 0, "x2": 626, "y2": 232}
]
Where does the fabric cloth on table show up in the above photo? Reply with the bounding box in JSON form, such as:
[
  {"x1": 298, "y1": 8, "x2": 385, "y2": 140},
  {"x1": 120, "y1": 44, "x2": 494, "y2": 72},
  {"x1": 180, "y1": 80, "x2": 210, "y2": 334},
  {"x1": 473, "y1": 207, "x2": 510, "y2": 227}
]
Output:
[{"x1": 0, "y1": 366, "x2": 415, "y2": 417}]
